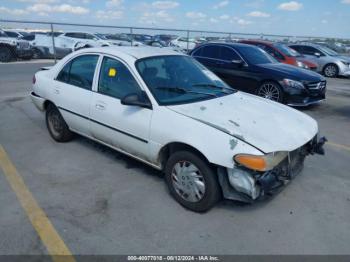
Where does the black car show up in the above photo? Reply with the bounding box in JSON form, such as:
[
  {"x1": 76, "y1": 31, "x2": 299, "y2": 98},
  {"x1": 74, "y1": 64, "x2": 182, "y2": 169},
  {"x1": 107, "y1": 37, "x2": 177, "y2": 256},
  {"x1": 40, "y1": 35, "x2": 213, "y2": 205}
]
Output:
[{"x1": 189, "y1": 43, "x2": 326, "y2": 106}]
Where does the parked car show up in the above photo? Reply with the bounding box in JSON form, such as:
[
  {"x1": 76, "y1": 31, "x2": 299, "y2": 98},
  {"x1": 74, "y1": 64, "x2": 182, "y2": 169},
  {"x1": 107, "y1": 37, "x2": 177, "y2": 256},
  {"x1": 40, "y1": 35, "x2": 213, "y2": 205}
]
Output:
[
  {"x1": 240, "y1": 40, "x2": 318, "y2": 71},
  {"x1": 190, "y1": 43, "x2": 326, "y2": 106},
  {"x1": 171, "y1": 37, "x2": 197, "y2": 51},
  {"x1": 103, "y1": 34, "x2": 144, "y2": 46},
  {"x1": 3, "y1": 30, "x2": 30, "y2": 39},
  {"x1": 0, "y1": 29, "x2": 32, "y2": 62},
  {"x1": 55, "y1": 32, "x2": 111, "y2": 51},
  {"x1": 153, "y1": 34, "x2": 178, "y2": 45},
  {"x1": 127, "y1": 34, "x2": 153, "y2": 44},
  {"x1": 289, "y1": 43, "x2": 350, "y2": 77},
  {"x1": 146, "y1": 40, "x2": 185, "y2": 53},
  {"x1": 21, "y1": 33, "x2": 71, "y2": 59},
  {"x1": 31, "y1": 47, "x2": 326, "y2": 212}
]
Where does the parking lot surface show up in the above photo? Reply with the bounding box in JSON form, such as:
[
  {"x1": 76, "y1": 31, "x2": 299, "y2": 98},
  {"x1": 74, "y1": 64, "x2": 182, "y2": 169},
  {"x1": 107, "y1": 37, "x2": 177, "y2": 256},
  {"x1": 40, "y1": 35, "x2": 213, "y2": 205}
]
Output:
[{"x1": 0, "y1": 61, "x2": 350, "y2": 255}]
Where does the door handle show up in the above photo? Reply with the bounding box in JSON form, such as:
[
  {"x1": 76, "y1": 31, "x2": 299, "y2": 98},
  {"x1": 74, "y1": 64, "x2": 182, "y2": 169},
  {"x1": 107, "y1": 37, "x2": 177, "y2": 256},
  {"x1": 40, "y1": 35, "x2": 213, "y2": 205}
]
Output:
[{"x1": 95, "y1": 103, "x2": 106, "y2": 110}]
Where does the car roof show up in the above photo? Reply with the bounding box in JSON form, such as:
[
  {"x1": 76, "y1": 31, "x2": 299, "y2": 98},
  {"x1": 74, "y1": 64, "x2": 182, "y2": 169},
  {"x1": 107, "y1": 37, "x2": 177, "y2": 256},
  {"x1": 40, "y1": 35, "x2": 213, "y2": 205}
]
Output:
[
  {"x1": 76, "y1": 46, "x2": 184, "y2": 60},
  {"x1": 196, "y1": 42, "x2": 254, "y2": 49},
  {"x1": 240, "y1": 39, "x2": 273, "y2": 45}
]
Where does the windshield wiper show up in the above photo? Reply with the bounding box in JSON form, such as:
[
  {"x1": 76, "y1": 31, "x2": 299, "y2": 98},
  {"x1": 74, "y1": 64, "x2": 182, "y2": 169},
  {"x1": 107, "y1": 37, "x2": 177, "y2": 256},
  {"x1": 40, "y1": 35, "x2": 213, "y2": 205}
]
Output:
[
  {"x1": 192, "y1": 83, "x2": 236, "y2": 93},
  {"x1": 156, "y1": 86, "x2": 218, "y2": 97}
]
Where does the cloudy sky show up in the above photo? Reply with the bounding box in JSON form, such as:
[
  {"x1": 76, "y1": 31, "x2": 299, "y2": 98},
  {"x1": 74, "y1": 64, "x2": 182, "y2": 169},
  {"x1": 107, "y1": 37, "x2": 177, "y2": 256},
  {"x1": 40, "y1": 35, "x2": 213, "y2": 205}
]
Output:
[{"x1": 1, "y1": 0, "x2": 350, "y2": 38}]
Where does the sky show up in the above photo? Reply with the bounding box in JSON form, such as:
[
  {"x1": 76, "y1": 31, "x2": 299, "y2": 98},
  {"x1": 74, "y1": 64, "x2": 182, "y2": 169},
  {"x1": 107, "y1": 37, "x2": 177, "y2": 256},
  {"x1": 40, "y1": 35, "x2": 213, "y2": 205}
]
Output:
[{"x1": 1, "y1": 0, "x2": 350, "y2": 38}]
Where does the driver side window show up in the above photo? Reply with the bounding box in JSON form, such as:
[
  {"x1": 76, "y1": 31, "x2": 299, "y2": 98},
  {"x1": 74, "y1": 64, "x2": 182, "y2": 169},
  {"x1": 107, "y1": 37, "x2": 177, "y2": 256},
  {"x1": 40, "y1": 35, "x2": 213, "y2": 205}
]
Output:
[{"x1": 98, "y1": 57, "x2": 141, "y2": 99}]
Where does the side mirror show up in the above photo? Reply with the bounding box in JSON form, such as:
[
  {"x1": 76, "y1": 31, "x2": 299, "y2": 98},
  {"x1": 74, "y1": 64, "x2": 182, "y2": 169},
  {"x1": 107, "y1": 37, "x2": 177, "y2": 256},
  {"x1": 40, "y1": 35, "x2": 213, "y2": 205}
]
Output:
[
  {"x1": 121, "y1": 91, "x2": 152, "y2": 109},
  {"x1": 231, "y1": 59, "x2": 245, "y2": 67},
  {"x1": 314, "y1": 52, "x2": 321, "y2": 57}
]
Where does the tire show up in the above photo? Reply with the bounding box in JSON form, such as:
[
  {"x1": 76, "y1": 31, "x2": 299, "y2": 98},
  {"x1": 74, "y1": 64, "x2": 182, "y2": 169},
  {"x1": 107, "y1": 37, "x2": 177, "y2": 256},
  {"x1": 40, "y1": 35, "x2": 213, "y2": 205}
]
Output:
[
  {"x1": 323, "y1": 64, "x2": 339, "y2": 78},
  {"x1": 165, "y1": 151, "x2": 221, "y2": 212},
  {"x1": 0, "y1": 46, "x2": 14, "y2": 62},
  {"x1": 256, "y1": 81, "x2": 284, "y2": 103},
  {"x1": 32, "y1": 48, "x2": 43, "y2": 59},
  {"x1": 46, "y1": 104, "x2": 73, "y2": 142}
]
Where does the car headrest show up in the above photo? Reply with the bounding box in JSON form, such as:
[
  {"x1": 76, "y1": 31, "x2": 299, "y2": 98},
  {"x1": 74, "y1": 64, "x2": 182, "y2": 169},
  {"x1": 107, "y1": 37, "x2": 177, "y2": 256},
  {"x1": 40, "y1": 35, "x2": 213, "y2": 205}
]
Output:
[{"x1": 142, "y1": 67, "x2": 158, "y2": 77}]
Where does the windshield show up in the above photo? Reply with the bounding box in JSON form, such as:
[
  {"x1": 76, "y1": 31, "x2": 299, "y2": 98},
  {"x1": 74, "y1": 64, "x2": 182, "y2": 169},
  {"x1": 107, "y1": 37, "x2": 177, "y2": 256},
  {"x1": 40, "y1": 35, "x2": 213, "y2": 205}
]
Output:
[
  {"x1": 237, "y1": 45, "x2": 277, "y2": 64},
  {"x1": 274, "y1": 43, "x2": 301, "y2": 57},
  {"x1": 95, "y1": 33, "x2": 107, "y2": 40},
  {"x1": 318, "y1": 45, "x2": 339, "y2": 56},
  {"x1": 0, "y1": 31, "x2": 8, "y2": 37},
  {"x1": 136, "y1": 56, "x2": 236, "y2": 106}
]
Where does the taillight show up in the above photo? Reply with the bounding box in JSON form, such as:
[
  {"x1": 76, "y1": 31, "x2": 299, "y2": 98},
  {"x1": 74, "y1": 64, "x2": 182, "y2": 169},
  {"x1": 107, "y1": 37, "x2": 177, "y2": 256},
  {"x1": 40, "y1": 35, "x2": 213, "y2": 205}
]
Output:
[{"x1": 32, "y1": 75, "x2": 36, "y2": 84}]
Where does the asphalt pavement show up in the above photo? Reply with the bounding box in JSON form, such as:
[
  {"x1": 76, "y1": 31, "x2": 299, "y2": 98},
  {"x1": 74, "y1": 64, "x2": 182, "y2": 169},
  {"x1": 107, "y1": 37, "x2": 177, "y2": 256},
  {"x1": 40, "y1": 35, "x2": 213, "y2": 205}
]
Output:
[{"x1": 0, "y1": 60, "x2": 349, "y2": 256}]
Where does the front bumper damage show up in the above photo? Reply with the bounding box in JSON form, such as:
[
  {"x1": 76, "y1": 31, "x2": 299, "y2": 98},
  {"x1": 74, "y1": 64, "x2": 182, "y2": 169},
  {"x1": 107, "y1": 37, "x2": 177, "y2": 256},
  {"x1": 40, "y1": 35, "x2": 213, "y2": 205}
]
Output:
[{"x1": 218, "y1": 136, "x2": 327, "y2": 203}]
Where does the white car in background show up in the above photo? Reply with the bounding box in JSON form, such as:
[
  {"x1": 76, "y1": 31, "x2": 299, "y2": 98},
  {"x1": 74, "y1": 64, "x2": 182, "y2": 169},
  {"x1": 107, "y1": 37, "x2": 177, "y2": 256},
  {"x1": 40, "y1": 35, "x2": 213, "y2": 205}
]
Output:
[
  {"x1": 30, "y1": 47, "x2": 326, "y2": 212},
  {"x1": 171, "y1": 37, "x2": 198, "y2": 51},
  {"x1": 55, "y1": 32, "x2": 111, "y2": 51}
]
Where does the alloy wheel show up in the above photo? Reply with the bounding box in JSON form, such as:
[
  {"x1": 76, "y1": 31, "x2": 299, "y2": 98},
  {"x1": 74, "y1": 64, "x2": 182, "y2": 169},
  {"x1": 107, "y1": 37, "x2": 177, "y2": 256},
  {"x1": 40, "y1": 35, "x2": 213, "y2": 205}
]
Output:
[
  {"x1": 258, "y1": 83, "x2": 281, "y2": 102},
  {"x1": 324, "y1": 65, "x2": 337, "y2": 77}
]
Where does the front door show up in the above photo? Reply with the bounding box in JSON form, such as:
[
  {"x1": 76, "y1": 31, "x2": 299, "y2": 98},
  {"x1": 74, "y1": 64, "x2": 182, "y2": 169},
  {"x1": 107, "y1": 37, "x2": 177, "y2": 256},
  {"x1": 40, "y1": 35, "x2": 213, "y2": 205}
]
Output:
[{"x1": 90, "y1": 56, "x2": 152, "y2": 160}]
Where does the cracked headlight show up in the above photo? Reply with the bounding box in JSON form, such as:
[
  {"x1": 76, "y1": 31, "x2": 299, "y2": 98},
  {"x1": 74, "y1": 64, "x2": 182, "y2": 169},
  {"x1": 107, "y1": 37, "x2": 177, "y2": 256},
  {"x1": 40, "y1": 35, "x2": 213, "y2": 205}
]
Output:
[
  {"x1": 234, "y1": 152, "x2": 288, "y2": 172},
  {"x1": 282, "y1": 79, "x2": 305, "y2": 89}
]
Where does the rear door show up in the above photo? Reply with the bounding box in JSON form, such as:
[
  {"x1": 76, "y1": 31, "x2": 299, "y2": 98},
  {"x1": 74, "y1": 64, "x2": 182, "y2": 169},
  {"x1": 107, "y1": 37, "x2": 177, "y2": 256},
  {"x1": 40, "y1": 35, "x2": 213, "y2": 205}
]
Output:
[
  {"x1": 53, "y1": 54, "x2": 99, "y2": 135},
  {"x1": 90, "y1": 56, "x2": 152, "y2": 159}
]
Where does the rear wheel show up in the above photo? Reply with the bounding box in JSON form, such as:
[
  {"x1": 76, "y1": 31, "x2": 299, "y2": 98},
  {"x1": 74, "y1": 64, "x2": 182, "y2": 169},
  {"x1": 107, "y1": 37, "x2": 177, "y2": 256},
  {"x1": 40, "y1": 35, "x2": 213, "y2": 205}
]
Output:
[
  {"x1": 46, "y1": 104, "x2": 73, "y2": 142},
  {"x1": 256, "y1": 81, "x2": 284, "y2": 103},
  {"x1": 323, "y1": 64, "x2": 338, "y2": 78},
  {"x1": 0, "y1": 46, "x2": 14, "y2": 62},
  {"x1": 165, "y1": 151, "x2": 220, "y2": 212}
]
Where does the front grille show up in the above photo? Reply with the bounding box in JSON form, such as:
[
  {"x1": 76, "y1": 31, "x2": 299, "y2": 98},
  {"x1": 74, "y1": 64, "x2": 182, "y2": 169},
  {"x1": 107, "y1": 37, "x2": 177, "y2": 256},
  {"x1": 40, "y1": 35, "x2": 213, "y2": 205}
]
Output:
[
  {"x1": 305, "y1": 81, "x2": 326, "y2": 90},
  {"x1": 274, "y1": 145, "x2": 309, "y2": 180},
  {"x1": 17, "y1": 41, "x2": 30, "y2": 49}
]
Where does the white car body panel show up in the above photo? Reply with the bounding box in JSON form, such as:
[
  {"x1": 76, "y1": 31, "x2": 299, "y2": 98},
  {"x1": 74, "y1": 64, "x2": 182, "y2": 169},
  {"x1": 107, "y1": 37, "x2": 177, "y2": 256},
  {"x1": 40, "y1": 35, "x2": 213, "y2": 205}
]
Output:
[
  {"x1": 167, "y1": 92, "x2": 318, "y2": 153},
  {"x1": 31, "y1": 47, "x2": 319, "y2": 171}
]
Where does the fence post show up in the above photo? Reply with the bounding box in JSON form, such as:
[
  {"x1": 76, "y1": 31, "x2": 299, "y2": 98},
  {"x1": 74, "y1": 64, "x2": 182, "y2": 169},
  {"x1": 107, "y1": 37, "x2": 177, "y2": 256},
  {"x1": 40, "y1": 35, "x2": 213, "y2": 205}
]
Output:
[
  {"x1": 50, "y1": 23, "x2": 57, "y2": 64},
  {"x1": 130, "y1": 27, "x2": 133, "y2": 46},
  {"x1": 186, "y1": 30, "x2": 190, "y2": 51}
]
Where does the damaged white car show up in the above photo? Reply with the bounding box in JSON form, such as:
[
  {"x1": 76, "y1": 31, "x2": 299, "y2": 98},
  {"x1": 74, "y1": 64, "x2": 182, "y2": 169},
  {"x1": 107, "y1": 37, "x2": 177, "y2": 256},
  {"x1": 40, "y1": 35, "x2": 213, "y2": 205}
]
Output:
[{"x1": 30, "y1": 47, "x2": 326, "y2": 212}]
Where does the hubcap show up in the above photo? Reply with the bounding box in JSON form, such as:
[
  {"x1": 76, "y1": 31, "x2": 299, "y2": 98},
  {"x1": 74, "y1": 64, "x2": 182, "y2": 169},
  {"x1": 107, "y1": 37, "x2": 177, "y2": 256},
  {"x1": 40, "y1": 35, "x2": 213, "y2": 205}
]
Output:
[
  {"x1": 171, "y1": 161, "x2": 205, "y2": 203},
  {"x1": 48, "y1": 111, "x2": 63, "y2": 137},
  {"x1": 325, "y1": 65, "x2": 337, "y2": 77},
  {"x1": 258, "y1": 83, "x2": 280, "y2": 101}
]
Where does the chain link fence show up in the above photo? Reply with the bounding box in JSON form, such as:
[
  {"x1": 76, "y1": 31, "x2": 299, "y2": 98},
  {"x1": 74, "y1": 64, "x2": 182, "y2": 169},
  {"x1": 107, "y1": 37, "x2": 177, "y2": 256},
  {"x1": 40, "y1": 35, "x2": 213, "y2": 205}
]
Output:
[{"x1": 1, "y1": 19, "x2": 350, "y2": 63}]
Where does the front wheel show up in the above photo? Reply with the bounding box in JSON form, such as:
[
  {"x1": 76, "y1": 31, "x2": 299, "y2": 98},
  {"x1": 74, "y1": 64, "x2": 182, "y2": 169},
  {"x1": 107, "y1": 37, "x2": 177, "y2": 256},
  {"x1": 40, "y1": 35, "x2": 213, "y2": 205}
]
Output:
[
  {"x1": 165, "y1": 151, "x2": 221, "y2": 212},
  {"x1": 256, "y1": 81, "x2": 284, "y2": 103},
  {"x1": 323, "y1": 64, "x2": 338, "y2": 78},
  {"x1": 46, "y1": 104, "x2": 73, "y2": 142}
]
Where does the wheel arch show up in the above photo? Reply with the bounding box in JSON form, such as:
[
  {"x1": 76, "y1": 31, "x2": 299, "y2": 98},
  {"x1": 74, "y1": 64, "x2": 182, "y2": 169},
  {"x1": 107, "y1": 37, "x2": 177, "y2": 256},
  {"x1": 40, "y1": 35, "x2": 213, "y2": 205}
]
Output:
[{"x1": 158, "y1": 142, "x2": 212, "y2": 171}]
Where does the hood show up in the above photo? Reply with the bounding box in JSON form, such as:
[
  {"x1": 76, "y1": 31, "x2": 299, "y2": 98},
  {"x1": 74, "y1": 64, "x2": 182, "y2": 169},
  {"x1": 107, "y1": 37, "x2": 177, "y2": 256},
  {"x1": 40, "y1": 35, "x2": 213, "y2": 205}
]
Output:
[
  {"x1": 0, "y1": 37, "x2": 17, "y2": 46},
  {"x1": 258, "y1": 63, "x2": 322, "y2": 81},
  {"x1": 338, "y1": 55, "x2": 350, "y2": 62},
  {"x1": 167, "y1": 92, "x2": 318, "y2": 153}
]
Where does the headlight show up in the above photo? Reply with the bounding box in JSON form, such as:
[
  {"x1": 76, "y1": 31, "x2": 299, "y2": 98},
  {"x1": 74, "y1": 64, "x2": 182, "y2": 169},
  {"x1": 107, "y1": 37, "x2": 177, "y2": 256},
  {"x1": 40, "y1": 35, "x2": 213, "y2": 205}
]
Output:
[
  {"x1": 296, "y1": 61, "x2": 309, "y2": 69},
  {"x1": 234, "y1": 151, "x2": 288, "y2": 172},
  {"x1": 282, "y1": 79, "x2": 305, "y2": 89},
  {"x1": 341, "y1": 60, "x2": 350, "y2": 66}
]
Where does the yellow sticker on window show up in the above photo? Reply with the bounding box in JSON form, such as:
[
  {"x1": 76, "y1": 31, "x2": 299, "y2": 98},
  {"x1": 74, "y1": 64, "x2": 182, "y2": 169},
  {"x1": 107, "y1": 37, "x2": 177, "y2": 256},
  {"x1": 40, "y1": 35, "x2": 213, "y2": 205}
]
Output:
[{"x1": 108, "y1": 68, "x2": 117, "y2": 77}]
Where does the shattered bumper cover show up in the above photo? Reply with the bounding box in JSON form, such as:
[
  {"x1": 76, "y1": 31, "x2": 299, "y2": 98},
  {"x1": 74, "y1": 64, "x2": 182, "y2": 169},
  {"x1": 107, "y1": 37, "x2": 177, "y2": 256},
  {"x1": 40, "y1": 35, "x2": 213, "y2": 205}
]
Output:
[{"x1": 218, "y1": 136, "x2": 327, "y2": 203}]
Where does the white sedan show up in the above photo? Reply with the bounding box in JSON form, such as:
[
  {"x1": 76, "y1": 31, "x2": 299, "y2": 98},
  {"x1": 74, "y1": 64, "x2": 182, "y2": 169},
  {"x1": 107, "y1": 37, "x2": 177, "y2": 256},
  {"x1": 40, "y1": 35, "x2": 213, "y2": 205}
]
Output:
[{"x1": 31, "y1": 47, "x2": 326, "y2": 212}]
